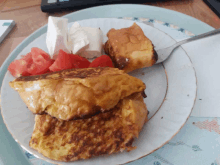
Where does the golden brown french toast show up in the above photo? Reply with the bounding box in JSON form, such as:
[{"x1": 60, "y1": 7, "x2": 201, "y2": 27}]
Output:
[
  {"x1": 9, "y1": 67, "x2": 146, "y2": 120},
  {"x1": 29, "y1": 93, "x2": 148, "y2": 162},
  {"x1": 104, "y1": 23, "x2": 158, "y2": 73}
]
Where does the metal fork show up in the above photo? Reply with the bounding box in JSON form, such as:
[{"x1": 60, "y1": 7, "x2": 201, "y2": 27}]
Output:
[{"x1": 155, "y1": 28, "x2": 220, "y2": 64}]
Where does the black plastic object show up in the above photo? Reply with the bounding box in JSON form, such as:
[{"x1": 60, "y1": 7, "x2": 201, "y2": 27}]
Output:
[
  {"x1": 41, "y1": 0, "x2": 146, "y2": 12},
  {"x1": 203, "y1": 0, "x2": 220, "y2": 18}
]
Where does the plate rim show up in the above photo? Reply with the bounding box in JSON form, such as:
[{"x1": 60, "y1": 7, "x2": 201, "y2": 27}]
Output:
[
  {"x1": 62, "y1": 4, "x2": 214, "y2": 35},
  {"x1": 1, "y1": 17, "x2": 197, "y2": 165}
]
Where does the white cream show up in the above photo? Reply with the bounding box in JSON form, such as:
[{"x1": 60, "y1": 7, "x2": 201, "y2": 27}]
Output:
[
  {"x1": 68, "y1": 22, "x2": 89, "y2": 54},
  {"x1": 79, "y1": 27, "x2": 103, "y2": 59},
  {"x1": 46, "y1": 16, "x2": 70, "y2": 59}
]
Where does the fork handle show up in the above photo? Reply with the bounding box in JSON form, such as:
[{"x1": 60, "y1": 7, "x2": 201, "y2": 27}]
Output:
[{"x1": 173, "y1": 28, "x2": 220, "y2": 48}]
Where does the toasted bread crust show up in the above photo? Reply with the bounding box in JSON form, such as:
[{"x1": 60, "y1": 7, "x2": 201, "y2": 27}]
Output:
[
  {"x1": 9, "y1": 67, "x2": 146, "y2": 120},
  {"x1": 14, "y1": 67, "x2": 116, "y2": 82},
  {"x1": 29, "y1": 93, "x2": 148, "y2": 162}
]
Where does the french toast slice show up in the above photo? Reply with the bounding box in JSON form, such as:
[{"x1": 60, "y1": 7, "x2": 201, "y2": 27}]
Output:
[
  {"x1": 29, "y1": 92, "x2": 148, "y2": 162},
  {"x1": 104, "y1": 23, "x2": 158, "y2": 73},
  {"x1": 9, "y1": 67, "x2": 146, "y2": 120}
]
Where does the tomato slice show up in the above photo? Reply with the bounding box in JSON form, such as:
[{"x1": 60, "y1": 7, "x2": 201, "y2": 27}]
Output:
[
  {"x1": 32, "y1": 54, "x2": 50, "y2": 66},
  {"x1": 8, "y1": 48, "x2": 94, "y2": 77},
  {"x1": 49, "y1": 50, "x2": 74, "y2": 72},
  {"x1": 28, "y1": 47, "x2": 54, "y2": 75},
  {"x1": 89, "y1": 55, "x2": 113, "y2": 68},
  {"x1": 28, "y1": 59, "x2": 54, "y2": 75},
  {"x1": 21, "y1": 52, "x2": 33, "y2": 66},
  {"x1": 8, "y1": 48, "x2": 54, "y2": 77},
  {"x1": 8, "y1": 59, "x2": 30, "y2": 77},
  {"x1": 8, "y1": 52, "x2": 34, "y2": 77},
  {"x1": 31, "y1": 47, "x2": 51, "y2": 62},
  {"x1": 71, "y1": 55, "x2": 91, "y2": 68}
]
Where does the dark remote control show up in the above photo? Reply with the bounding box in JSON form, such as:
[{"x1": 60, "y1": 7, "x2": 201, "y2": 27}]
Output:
[
  {"x1": 41, "y1": 0, "x2": 146, "y2": 12},
  {"x1": 203, "y1": 0, "x2": 220, "y2": 18}
]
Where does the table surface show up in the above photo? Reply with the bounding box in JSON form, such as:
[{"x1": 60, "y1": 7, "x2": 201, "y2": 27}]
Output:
[
  {"x1": 0, "y1": 1, "x2": 220, "y2": 165},
  {"x1": 0, "y1": 0, "x2": 220, "y2": 67}
]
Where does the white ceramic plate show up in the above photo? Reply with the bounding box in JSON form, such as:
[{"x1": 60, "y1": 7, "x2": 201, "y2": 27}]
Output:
[{"x1": 1, "y1": 18, "x2": 197, "y2": 165}]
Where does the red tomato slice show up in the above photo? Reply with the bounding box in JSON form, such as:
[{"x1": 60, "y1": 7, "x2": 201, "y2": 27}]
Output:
[
  {"x1": 28, "y1": 59, "x2": 54, "y2": 75},
  {"x1": 28, "y1": 47, "x2": 54, "y2": 75},
  {"x1": 8, "y1": 48, "x2": 54, "y2": 77},
  {"x1": 32, "y1": 54, "x2": 50, "y2": 66},
  {"x1": 8, "y1": 52, "x2": 34, "y2": 77},
  {"x1": 89, "y1": 55, "x2": 113, "y2": 68},
  {"x1": 31, "y1": 47, "x2": 51, "y2": 62},
  {"x1": 8, "y1": 59, "x2": 30, "y2": 77},
  {"x1": 21, "y1": 52, "x2": 33, "y2": 66},
  {"x1": 71, "y1": 55, "x2": 91, "y2": 68},
  {"x1": 49, "y1": 50, "x2": 73, "y2": 72}
]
